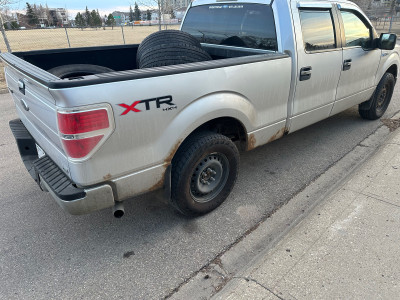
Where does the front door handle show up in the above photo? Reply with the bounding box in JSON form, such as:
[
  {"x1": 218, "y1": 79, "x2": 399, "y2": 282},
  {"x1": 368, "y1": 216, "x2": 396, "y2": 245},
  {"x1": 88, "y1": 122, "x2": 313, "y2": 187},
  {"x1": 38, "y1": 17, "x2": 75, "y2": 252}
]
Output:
[
  {"x1": 300, "y1": 66, "x2": 312, "y2": 81},
  {"x1": 343, "y1": 59, "x2": 352, "y2": 71}
]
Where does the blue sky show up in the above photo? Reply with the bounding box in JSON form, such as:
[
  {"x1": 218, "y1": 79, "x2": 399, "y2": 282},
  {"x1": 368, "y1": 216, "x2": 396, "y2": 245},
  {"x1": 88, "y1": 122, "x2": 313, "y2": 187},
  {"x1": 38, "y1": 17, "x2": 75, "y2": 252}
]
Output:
[{"x1": 10, "y1": 1, "x2": 149, "y2": 17}]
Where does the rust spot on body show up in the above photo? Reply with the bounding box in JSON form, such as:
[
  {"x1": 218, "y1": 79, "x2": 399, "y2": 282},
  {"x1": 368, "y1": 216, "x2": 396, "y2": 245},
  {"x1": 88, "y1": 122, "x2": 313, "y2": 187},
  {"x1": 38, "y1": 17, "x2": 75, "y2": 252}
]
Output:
[
  {"x1": 165, "y1": 139, "x2": 182, "y2": 164},
  {"x1": 247, "y1": 134, "x2": 256, "y2": 151},
  {"x1": 145, "y1": 139, "x2": 182, "y2": 194},
  {"x1": 267, "y1": 128, "x2": 285, "y2": 143},
  {"x1": 147, "y1": 176, "x2": 164, "y2": 193},
  {"x1": 103, "y1": 173, "x2": 112, "y2": 180}
]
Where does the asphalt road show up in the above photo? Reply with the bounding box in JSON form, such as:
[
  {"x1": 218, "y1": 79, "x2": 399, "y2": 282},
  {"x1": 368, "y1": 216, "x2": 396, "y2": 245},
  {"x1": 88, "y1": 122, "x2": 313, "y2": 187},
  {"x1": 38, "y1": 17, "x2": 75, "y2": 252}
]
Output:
[{"x1": 1, "y1": 84, "x2": 399, "y2": 299}]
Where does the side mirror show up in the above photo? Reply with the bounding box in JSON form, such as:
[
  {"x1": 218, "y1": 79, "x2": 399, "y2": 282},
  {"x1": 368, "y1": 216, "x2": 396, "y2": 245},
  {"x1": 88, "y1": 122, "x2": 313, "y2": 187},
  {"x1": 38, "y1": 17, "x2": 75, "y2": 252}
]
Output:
[{"x1": 379, "y1": 33, "x2": 397, "y2": 50}]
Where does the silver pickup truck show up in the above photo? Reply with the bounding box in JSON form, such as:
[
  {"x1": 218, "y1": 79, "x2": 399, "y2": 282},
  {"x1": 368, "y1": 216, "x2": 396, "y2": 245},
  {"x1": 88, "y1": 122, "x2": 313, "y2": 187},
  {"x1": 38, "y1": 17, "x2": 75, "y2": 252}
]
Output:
[{"x1": 2, "y1": 0, "x2": 399, "y2": 217}]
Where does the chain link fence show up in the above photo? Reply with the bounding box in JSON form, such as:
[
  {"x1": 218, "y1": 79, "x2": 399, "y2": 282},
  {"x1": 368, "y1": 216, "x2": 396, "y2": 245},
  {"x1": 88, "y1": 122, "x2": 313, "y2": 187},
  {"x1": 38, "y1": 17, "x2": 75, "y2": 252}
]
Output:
[
  {"x1": 365, "y1": 6, "x2": 400, "y2": 36},
  {"x1": 0, "y1": 24, "x2": 180, "y2": 53},
  {"x1": 0, "y1": 24, "x2": 179, "y2": 92},
  {"x1": 370, "y1": 16, "x2": 400, "y2": 35}
]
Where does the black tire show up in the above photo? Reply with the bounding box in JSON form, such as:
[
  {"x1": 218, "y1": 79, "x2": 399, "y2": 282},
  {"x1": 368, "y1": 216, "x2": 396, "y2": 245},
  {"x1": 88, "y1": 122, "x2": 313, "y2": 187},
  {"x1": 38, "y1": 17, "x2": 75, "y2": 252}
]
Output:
[
  {"x1": 139, "y1": 43, "x2": 212, "y2": 69},
  {"x1": 170, "y1": 132, "x2": 239, "y2": 216},
  {"x1": 359, "y1": 72, "x2": 395, "y2": 120},
  {"x1": 47, "y1": 64, "x2": 114, "y2": 79},
  {"x1": 137, "y1": 30, "x2": 201, "y2": 65},
  {"x1": 220, "y1": 36, "x2": 247, "y2": 47}
]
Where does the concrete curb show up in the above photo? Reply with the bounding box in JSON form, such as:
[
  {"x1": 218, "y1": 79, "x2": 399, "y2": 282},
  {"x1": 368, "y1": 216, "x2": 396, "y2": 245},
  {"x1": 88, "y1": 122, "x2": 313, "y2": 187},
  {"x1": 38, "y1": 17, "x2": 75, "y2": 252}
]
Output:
[
  {"x1": 169, "y1": 112, "x2": 400, "y2": 299},
  {"x1": 213, "y1": 127, "x2": 400, "y2": 299}
]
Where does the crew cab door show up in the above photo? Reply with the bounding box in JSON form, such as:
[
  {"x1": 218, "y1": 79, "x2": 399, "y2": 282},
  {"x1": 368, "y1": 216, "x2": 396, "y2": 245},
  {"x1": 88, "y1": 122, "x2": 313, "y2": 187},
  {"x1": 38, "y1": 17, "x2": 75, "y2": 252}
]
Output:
[
  {"x1": 331, "y1": 4, "x2": 381, "y2": 115},
  {"x1": 289, "y1": 2, "x2": 343, "y2": 132}
]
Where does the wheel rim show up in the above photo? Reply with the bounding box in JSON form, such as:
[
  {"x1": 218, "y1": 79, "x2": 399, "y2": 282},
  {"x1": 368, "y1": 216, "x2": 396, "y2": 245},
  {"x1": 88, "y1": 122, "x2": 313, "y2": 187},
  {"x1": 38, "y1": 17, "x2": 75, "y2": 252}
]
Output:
[
  {"x1": 376, "y1": 81, "x2": 393, "y2": 115},
  {"x1": 377, "y1": 84, "x2": 388, "y2": 109},
  {"x1": 190, "y1": 153, "x2": 230, "y2": 203}
]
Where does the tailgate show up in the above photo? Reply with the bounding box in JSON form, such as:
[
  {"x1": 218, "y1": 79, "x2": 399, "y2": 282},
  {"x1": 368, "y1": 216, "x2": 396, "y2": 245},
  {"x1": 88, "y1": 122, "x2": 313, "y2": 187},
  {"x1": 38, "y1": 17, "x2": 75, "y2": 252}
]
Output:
[{"x1": 2, "y1": 53, "x2": 70, "y2": 175}]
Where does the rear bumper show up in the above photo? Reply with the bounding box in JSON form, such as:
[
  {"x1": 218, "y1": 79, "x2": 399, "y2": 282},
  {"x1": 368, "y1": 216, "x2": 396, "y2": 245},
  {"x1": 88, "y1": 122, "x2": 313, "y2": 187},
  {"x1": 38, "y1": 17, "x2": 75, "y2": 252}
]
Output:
[
  {"x1": 40, "y1": 176, "x2": 115, "y2": 215},
  {"x1": 9, "y1": 118, "x2": 116, "y2": 215}
]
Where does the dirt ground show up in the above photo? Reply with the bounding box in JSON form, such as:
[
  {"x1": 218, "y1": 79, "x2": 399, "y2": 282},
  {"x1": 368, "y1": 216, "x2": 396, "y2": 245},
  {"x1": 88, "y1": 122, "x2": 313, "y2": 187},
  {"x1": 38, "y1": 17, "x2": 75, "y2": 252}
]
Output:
[{"x1": 0, "y1": 25, "x2": 179, "y2": 92}]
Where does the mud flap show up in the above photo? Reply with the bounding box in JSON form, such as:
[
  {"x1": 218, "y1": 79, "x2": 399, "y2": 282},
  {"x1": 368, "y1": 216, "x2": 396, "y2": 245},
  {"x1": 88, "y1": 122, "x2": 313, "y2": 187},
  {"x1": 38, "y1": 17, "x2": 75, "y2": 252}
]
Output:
[{"x1": 164, "y1": 165, "x2": 172, "y2": 200}]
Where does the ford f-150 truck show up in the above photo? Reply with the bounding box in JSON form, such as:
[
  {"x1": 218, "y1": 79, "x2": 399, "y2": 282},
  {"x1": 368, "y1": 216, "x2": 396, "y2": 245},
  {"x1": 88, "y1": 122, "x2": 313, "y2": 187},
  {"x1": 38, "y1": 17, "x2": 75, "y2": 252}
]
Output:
[{"x1": 2, "y1": 0, "x2": 398, "y2": 217}]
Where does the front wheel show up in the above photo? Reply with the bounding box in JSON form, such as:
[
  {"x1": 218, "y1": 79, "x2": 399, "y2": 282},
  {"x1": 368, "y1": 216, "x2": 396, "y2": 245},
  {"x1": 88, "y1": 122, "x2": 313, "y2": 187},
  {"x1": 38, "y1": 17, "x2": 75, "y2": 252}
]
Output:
[
  {"x1": 170, "y1": 132, "x2": 239, "y2": 216},
  {"x1": 359, "y1": 72, "x2": 395, "y2": 120}
]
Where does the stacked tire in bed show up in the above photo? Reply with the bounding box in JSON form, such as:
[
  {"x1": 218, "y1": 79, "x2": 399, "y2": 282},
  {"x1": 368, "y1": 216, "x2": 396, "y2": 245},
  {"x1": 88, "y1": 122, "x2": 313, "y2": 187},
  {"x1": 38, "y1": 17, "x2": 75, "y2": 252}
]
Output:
[
  {"x1": 48, "y1": 30, "x2": 210, "y2": 78},
  {"x1": 136, "y1": 30, "x2": 211, "y2": 68}
]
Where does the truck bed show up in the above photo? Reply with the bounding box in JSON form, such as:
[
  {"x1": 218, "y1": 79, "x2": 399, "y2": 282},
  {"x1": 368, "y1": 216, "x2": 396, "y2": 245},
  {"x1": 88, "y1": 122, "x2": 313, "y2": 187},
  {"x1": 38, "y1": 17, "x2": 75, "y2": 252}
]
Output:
[{"x1": 2, "y1": 44, "x2": 284, "y2": 89}]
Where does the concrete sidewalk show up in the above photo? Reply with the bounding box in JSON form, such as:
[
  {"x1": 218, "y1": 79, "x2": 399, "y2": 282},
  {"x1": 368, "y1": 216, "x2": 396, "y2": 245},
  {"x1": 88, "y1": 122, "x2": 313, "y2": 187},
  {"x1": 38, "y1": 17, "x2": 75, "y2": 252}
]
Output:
[{"x1": 214, "y1": 129, "x2": 400, "y2": 299}]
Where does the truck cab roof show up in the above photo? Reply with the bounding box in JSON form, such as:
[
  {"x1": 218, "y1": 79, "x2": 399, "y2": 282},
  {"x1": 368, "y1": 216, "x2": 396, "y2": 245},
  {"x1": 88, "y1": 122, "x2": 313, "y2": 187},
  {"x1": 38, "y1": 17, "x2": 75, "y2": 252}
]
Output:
[{"x1": 191, "y1": 0, "x2": 357, "y2": 7}]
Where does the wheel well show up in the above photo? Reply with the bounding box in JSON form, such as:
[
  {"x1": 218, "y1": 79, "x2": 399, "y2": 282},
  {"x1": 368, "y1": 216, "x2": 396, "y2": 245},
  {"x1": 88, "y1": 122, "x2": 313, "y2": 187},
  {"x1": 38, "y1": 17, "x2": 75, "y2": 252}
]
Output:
[
  {"x1": 386, "y1": 64, "x2": 398, "y2": 80},
  {"x1": 190, "y1": 117, "x2": 247, "y2": 151}
]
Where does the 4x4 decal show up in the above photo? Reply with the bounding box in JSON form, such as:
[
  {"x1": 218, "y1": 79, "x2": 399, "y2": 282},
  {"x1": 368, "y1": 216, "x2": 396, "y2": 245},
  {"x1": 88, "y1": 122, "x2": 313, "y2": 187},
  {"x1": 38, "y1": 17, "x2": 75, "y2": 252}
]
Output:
[{"x1": 118, "y1": 96, "x2": 177, "y2": 115}]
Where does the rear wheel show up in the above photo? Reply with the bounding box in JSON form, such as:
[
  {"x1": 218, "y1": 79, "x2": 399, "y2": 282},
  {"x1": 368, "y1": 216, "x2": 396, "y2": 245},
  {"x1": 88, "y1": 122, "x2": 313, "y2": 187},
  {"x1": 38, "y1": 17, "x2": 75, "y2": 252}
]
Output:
[
  {"x1": 170, "y1": 132, "x2": 239, "y2": 216},
  {"x1": 359, "y1": 72, "x2": 395, "y2": 120}
]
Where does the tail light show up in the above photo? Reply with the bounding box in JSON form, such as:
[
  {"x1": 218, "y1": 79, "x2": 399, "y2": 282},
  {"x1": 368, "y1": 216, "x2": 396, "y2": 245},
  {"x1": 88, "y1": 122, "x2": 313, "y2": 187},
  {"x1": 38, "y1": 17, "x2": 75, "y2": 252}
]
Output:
[{"x1": 57, "y1": 105, "x2": 114, "y2": 160}]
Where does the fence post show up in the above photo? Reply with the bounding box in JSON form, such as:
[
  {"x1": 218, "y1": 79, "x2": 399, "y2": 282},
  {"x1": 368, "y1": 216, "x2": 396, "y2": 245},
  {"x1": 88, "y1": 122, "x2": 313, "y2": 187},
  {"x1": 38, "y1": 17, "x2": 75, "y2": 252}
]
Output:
[
  {"x1": 389, "y1": 16, "x2": 394, "y2": 32},
  {"x1": 64, "y1": 27, "x2": 71, "y2": 48},
  {"x1": 121, "y1": 26, "x2": 126, "y2": 44},
  {"x1": 0, "y1": 13, "x2": 12, "y2": 52},
  {"x1": 389, "y1": 0, "x2": 396, "y2": 32}
]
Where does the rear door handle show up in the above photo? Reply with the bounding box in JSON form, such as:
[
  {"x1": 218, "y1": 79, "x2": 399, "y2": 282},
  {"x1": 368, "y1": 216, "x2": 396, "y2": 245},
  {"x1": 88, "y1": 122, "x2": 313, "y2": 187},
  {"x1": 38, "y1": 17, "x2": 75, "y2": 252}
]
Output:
[
  {"x1": 18, "y1": 79, "x2": 25, "y2": 95},
  {"x1": 343, "y1": 59, "x2": 352, "y2": 71},
  {"x1": 300, "y1": 66, "x2": 312, "y2": 81}
]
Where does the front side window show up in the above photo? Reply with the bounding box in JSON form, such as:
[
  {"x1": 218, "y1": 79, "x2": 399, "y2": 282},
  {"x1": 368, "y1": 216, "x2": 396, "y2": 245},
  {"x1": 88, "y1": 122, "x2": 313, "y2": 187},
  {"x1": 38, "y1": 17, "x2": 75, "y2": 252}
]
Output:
[
  {"x1": 340, "y1": 10, "x2": 371, "y2": 48},
  {"x1": 299, "y1": 10, "x2": 336, "y2": 52},
  {"x1": 181, "y1": 4, "x2": 277, "y2": 51}
]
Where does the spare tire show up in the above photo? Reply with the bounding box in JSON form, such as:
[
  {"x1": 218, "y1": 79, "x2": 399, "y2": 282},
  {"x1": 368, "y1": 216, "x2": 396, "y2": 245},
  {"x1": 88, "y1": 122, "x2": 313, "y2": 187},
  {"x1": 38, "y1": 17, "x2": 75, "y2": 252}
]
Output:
[
  {"x1": 47, "y1": 64, "x2": 114, "y2": 79},
  {"x1": 138, "y1": 43, "x2": 212, "y2": 69},
  {"x1": 137, "y1": 30, "x2": 201, "y2": 65}
]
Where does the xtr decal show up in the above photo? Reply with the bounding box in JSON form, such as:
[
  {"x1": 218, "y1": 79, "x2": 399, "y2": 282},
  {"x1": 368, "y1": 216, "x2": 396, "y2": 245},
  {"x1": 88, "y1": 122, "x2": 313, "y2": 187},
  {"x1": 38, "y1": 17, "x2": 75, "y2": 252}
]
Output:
[{"x1": 118, "y1": 96, "x2": 177, "y2": 115}]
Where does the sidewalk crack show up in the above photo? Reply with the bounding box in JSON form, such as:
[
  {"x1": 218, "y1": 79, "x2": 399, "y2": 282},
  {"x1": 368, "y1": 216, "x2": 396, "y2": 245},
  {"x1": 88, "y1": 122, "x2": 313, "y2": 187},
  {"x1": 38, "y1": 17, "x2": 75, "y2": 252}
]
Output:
[
  {"x1": 233, "y1": 276, "x2": 285, "y2": 300},
  {"x1": 358, "y1": 191, "x2": 400, "y2": 208}
]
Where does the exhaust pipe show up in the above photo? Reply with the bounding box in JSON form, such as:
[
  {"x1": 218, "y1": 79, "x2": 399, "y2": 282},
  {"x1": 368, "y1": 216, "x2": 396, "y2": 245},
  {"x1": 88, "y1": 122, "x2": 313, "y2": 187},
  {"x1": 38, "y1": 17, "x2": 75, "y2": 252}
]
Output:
[{"x1": 113, "y1": 202, "x2": 125, "y2": 218}]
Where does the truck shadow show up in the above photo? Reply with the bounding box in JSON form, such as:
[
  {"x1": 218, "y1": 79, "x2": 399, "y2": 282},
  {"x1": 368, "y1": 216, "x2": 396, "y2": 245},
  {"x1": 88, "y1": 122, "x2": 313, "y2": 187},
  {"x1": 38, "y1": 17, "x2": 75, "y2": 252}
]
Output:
[{"x1": 4, "y1": 105, "x2": 395, "y2": 298}]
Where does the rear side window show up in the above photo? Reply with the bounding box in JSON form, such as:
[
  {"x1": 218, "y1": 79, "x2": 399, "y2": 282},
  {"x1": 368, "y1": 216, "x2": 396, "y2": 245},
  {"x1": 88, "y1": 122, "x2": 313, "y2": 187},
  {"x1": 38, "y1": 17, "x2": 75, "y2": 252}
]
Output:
[
  {"x1": 181, "y1": 4, "x2": 277, "y2": 51},
  {"x1": 299, "y1": 10, "x2": 336, "y2": 52},
  {"x1": 340, "y1": 10, "x2": 371, "y2": 47}
]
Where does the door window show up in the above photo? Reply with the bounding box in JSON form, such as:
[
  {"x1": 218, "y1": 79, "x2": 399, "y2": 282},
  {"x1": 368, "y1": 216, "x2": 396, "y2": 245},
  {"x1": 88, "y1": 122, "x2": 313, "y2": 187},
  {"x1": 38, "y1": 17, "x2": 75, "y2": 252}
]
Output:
[
  {"x1": 340, "y1": 11, "x2": 371, "y2": 48},
  {"x1": 299, "y1": 10, "x2": 336, "y2": 52}
]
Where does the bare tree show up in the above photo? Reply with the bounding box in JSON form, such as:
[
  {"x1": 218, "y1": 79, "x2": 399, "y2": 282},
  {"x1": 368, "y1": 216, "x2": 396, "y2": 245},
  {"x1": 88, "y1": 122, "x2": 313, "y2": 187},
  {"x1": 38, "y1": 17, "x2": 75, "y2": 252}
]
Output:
[
  {"x1": 0, "y1": 0, "x2": 16, "y2": 52},
  {"x1": 350, "y1": 0, "x2": 372, "y2": 11},
  {"x1": 134, "y1": 0, "x2": 184, "y2": 30},
  {"x1": 0, "y1": 0, "x2": 16, "y2": 7},
  {"x1": 134, "y1": 0, "x2": 166, "y2": 31}
]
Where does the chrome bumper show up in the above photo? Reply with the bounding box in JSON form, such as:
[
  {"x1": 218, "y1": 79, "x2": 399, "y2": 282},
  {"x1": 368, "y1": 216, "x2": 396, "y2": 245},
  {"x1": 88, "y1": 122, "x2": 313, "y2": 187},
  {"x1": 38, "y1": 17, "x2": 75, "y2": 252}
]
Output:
[{"x1": 41, "y1": 176, "x2": 115, "y2": 215}]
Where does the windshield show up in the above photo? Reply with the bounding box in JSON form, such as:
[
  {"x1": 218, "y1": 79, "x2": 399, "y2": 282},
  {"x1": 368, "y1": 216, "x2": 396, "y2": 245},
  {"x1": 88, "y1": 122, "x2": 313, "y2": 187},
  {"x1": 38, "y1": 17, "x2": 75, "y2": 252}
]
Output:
[{"x1": 181, "y1": 3, "x2": 278, "y2": 51}]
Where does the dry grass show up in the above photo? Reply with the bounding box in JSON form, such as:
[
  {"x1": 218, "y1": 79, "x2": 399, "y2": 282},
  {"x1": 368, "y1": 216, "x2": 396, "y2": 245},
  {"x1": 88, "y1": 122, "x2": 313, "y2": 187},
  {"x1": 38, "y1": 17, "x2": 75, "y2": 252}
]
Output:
[{"x1": 0, "y1": 25, "x2": 180, "y2": 92}]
